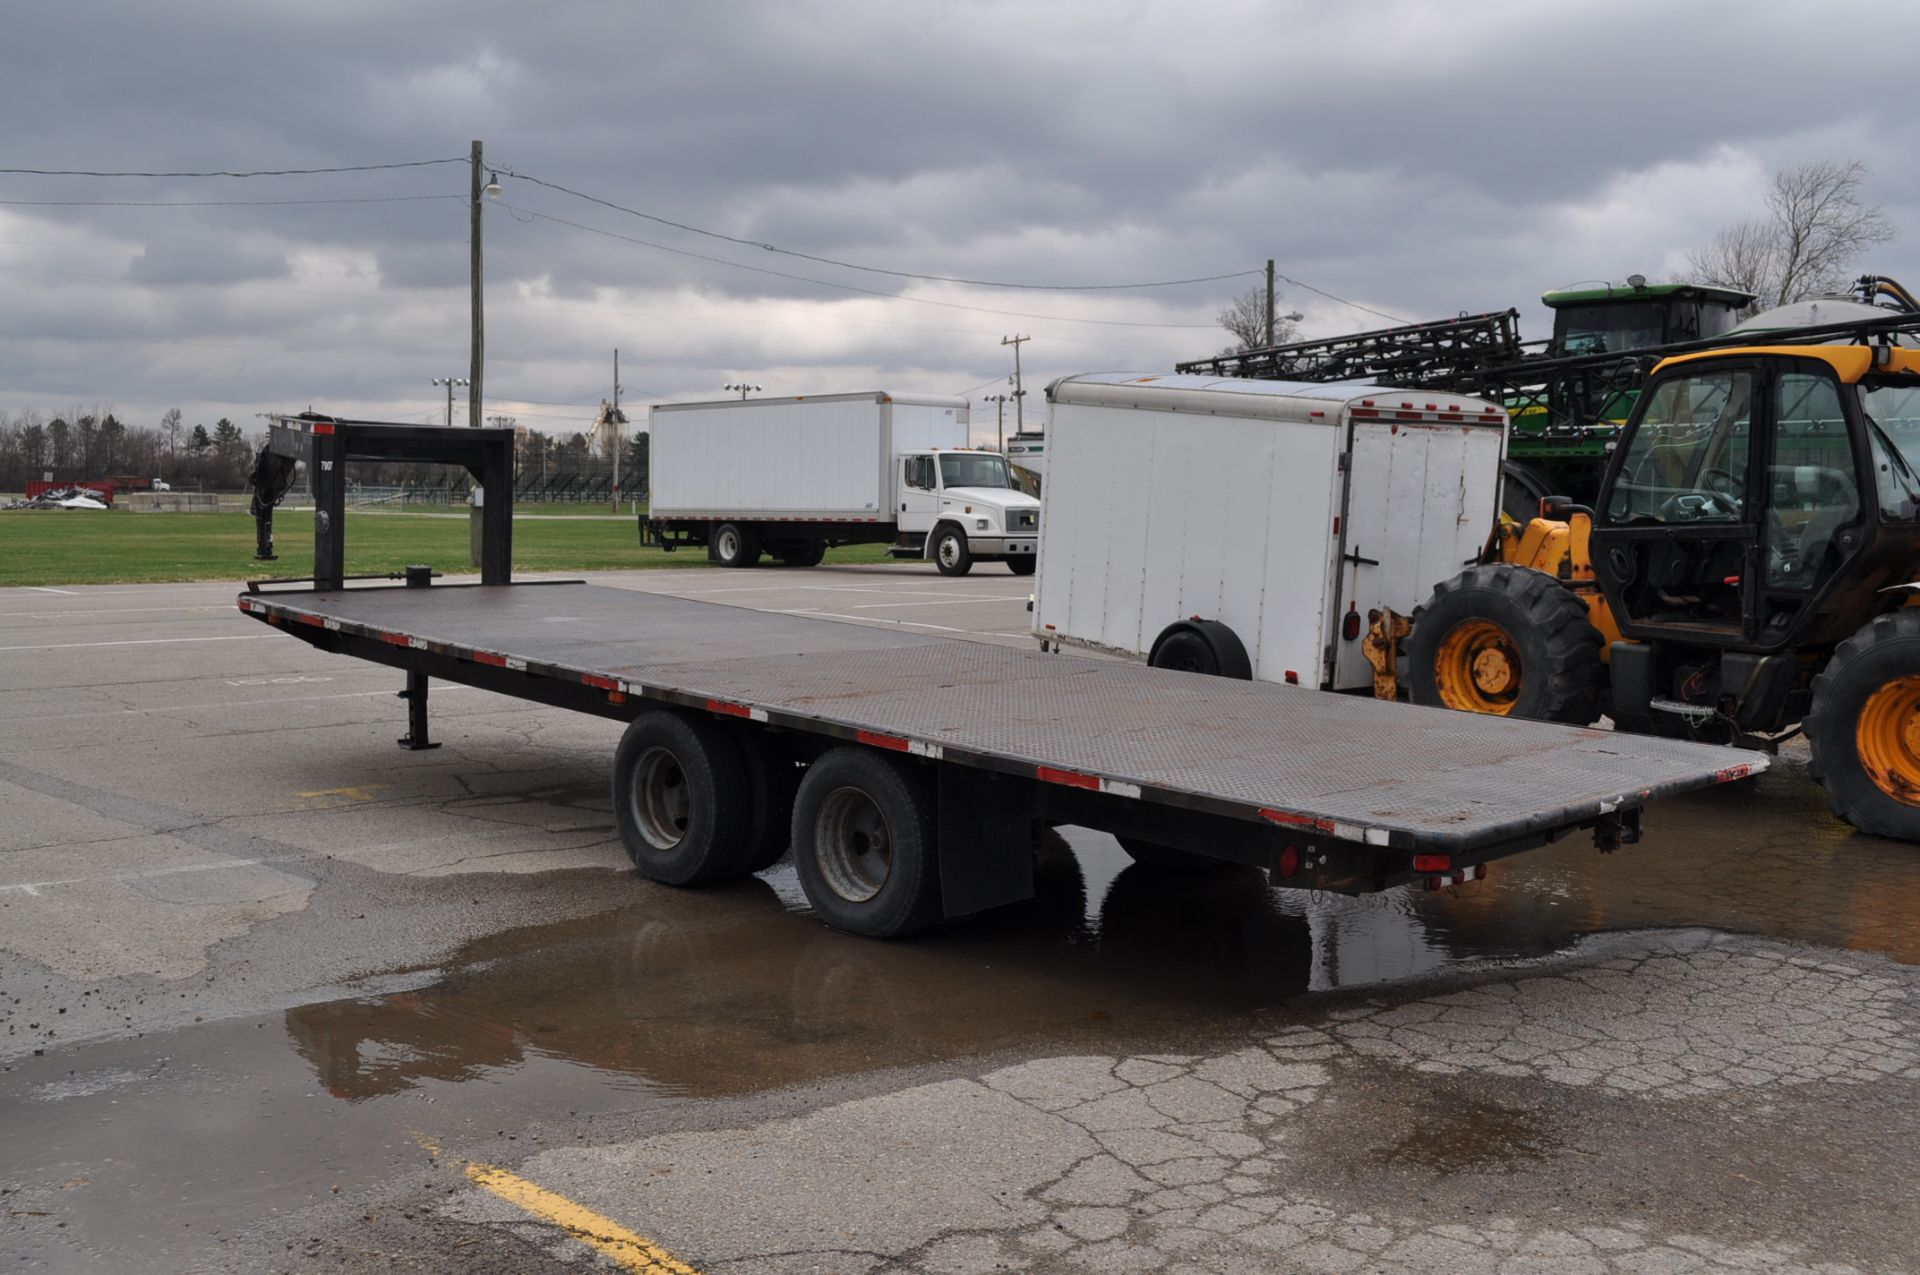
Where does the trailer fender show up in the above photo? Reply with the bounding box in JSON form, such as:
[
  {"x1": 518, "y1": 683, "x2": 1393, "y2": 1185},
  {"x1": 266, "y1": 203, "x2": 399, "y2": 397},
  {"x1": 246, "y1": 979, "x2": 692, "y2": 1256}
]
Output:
[{"x1": 1148, "y1": 619, "x2": 1253, "y2": 680}]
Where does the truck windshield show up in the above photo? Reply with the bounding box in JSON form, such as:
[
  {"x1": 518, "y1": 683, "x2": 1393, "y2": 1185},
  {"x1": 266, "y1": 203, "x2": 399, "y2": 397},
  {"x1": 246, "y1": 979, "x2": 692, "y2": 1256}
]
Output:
[
  {"x1": 939, "y1": 453, "x2": 1014, "y2": 490},
  {"x1": 1554, "y1": 301, "x2": 1665, "y2": 356}
]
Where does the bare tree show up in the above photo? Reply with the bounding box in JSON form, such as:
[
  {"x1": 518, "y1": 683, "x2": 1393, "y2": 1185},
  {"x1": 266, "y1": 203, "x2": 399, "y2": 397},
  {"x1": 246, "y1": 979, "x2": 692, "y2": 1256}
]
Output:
[
  {"x1": 1216, "y1": 286, "x2": 1299, "y2": 353},
  {"x1": 1688, "y1": 159, "x2": 1896, "y2": 312},
  {"x1": 160, "y1": 407, "x2": 183, "y2": 481}
]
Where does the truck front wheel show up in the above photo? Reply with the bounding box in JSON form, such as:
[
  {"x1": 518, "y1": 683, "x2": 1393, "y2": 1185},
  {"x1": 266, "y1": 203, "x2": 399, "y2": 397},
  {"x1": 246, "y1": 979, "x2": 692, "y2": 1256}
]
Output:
[
  {"x1": 1808, "y1": 610, "x2": 1920, "y2": 840},
  {"x1": 613, "y1": 710, "x2": 756, "y2": 884},
  {"x1": 712, "y1": 522, "x2": 762, "y2": 568},
  {"x1": 791, "y1": 746, "x2": 942, "y2": 937},
  {"x1": 1406, "y1": 565, "x2": 1600, "y2": 724},
  {"x1": 932, "y1": 526, "x2": 973, "y2": 577}
]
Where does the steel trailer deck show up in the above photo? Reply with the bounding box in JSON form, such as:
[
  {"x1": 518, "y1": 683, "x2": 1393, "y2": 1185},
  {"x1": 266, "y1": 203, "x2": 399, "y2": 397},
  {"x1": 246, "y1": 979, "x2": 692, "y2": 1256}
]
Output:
[{"x1": 239, "y1": 581, "x2": 1762, "y2": 863}]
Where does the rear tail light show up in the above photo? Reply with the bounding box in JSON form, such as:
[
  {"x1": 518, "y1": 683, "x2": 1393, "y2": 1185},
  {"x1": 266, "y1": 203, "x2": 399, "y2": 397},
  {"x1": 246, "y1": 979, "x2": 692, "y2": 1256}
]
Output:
[
  {"x1": 1412, "y1": 854, "x2": 1450, "y2": 873},
  {"x1": 1276, "y1": 844, "x2": 1301, "y2": 879}
]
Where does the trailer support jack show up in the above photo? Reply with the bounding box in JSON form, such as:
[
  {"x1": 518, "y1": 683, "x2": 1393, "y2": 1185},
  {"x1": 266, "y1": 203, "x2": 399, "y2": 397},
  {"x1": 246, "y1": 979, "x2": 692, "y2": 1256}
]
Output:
[{"x1": 397, "y1": 672, "x2": 441, "y2": 751}]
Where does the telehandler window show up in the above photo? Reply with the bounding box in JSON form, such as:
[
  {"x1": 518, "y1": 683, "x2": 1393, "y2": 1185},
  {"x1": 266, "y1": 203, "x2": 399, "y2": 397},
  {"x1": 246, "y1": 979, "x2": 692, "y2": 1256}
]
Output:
[
  {"x1": 1606, "y1": 369, "x2": 1752, "y2": 526},
  {"x1": 1864, "y1": 378, "x2": 1920, "y2": 520},
  {"x1": 1765, "y1": 371, "x2": 1858, "y2": 591}
]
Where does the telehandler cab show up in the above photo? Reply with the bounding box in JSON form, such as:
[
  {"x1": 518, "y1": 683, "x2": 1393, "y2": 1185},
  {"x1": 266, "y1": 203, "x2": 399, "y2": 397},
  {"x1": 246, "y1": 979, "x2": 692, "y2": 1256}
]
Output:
[{"x1": 1399, "y1": 337, "x2": 1920, "y2": 839}]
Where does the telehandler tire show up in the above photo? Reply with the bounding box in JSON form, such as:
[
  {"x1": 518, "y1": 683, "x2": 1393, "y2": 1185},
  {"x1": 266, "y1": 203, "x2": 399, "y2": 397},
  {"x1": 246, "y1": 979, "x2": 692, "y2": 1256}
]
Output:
[
  {"x1": 1807, "y1": 610, "x2": 1920, "y2": 840},
  {"x1": 1406, "y1": 564, "x2": 1602, "y2": 725}
]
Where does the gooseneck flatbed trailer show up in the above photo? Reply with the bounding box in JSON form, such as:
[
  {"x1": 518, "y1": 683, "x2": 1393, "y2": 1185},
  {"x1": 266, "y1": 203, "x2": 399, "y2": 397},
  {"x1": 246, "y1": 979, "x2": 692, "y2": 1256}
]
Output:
[{"x1": 242, "y1": 415, "x2": 1764, "y2": 939}]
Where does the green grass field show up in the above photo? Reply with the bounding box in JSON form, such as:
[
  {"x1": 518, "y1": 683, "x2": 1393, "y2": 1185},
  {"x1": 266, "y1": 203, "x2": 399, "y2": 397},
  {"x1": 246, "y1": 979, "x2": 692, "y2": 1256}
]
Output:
[{"x1": 0, "y1": 510, "x2": 892, "y2": 587}]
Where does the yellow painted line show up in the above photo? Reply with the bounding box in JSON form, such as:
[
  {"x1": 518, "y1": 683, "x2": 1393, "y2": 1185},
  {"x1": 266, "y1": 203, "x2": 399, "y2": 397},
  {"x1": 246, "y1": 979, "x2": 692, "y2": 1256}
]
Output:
[{"x1": 464, "y1": 1161, "x2": 701, "y2": 1275}]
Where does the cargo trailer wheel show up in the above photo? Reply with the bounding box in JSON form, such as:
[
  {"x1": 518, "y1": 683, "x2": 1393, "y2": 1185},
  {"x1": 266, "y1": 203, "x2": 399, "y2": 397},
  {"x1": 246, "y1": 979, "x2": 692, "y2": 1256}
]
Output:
[
  {"x1": 1808, "y1": 610, "x2": 1920, "y2": 840},
  {"x1": 791, "y1": 746, "x2": 942, "y2": 937},
  {"x1": 1148, "y1": 620, "x2": 1253, "y2": 680},
  {"x1": 613, "y1": 711, "x2": 755, "y2": 885},
  {"x1": 1114, "y1": 834, "x2": 1223, "y2": 873},
  {"x1": 1006, "y1": 556, "x2": 1036, "y2": 576},
  {"x1": 932, "y1": 526, "x2": 973, "y2": 577},
  {"x1": 1406, "y1": 565, "x2": 1600, "y2": 724},
  {"x1": 712, "y1": 522, "x2": 762, "y2": 568}
]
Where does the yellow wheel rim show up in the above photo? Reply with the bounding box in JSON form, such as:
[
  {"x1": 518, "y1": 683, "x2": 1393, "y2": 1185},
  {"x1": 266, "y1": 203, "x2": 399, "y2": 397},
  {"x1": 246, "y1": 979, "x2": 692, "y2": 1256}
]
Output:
[
  {"x1": 1433, "y1": 619, "x2": 1522, "y2": 715},
  {"x1": 1855, "y1": 674, "x2": 1920, "y2": 807}
]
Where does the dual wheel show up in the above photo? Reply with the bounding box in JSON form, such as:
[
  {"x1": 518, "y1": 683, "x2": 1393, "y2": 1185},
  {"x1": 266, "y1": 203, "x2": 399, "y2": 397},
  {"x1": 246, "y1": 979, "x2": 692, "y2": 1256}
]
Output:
[
  {"x1": 613, "y1": 710, "x2": 942, "y2": 936},
  {"x1": 711, "y1": 522, "x2": 826, "y2": 568}
]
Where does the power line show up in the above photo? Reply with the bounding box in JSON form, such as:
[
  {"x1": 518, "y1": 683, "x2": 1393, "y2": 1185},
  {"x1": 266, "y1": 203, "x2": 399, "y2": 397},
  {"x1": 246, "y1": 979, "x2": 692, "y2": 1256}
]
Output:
[
  {"x1": 0, "y1": 159, "x2": 467, "y2": 178},
  {"x1": 1270, "y1": 270, "x2": 1407, "y2": 324},
  {"x1": 0, "y1": 195, "x2": 464, "y2": 208},
  {"x1": 494, "y1": 163, "x2": 1257, "y2": 293},
  {"x1": 503, "y1": 204, "x2": 1222, "y2": 330}
]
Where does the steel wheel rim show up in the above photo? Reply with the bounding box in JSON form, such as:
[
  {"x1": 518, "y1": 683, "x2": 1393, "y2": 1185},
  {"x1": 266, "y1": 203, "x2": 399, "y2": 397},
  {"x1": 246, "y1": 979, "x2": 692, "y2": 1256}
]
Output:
[
  {"x1": 1434, "y1": 619, "x2": 1521, "y2": 715},
  {"x1": 814, "y1": 786, "x2": 893, "y2": 902},
  {"x1": 1856, "y1": 674, "x2": 1920, "y2": 806},
  {"x1": 630, "y1": 745, "x2": 691, "y2": 847},
  {"x1": 717, "y1": 528, "x2": 739, "y2": 560},
  {"x1": 938, "y1": 535, "x2": 961, "y2": 568}
]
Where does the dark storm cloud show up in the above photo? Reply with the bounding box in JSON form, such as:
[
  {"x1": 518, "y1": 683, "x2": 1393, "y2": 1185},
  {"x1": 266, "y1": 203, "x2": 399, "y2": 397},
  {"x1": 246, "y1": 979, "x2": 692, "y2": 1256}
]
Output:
[{"x1": 0, "y1": 0, "x2": 1913, "y2": 429}]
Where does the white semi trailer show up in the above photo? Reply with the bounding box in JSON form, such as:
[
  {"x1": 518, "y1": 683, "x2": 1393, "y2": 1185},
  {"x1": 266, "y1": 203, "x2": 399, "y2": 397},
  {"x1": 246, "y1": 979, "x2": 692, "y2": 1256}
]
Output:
[
  {"x1": 645, "y1": 391, "x2": 1040, "y2": 575},
  {"x1": 1033, "y1": 373, "x2": 1509, "y2": 688}
]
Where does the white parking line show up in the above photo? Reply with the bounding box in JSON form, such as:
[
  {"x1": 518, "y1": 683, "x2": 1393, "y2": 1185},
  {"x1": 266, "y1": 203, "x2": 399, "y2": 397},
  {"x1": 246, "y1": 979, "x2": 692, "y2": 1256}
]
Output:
[
  {"x1": 27, "y1": 586, "x2": 78, "y2": 595},
  {"x1": 0, "y1": 634, "x2": 274, "y2": 652}
]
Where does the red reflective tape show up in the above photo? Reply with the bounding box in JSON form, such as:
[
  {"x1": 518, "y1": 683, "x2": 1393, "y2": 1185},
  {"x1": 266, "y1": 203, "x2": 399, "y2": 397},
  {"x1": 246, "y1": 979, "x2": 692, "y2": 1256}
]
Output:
[
  {"x1": 1036, "y1": 766, "x2": 1100, "y2": 791},
  {"x1": 857, "y1": 729, "x2": 911, "y2": 752},
  {"x1": 1351, "y1": 408, "x2": 1378, "y2": 419},
  {"x1": 311, "y1": 422, "x2": 335, "y2": 435},
  {"x1": 1395, "y1": 410, "x2": 1422, "y2": 420},
  {"x1": 1715, "y1": 764, "x2": 1753, "y2": 783},
  {"x1": 473, "y1": 651, "x2": 507, "y2": 667},
  {"x1": 296, "y1": 613, "x2": 324, "y2": 627},
  {"x1": 236, "y1": 599, "x2": 251, "y2": 613},
  {"x1": 1259, "y1": 808, "x2": 1335, "y2": 833},
  {"x1": 1438, "y1": 412, "x2": 1463, "y2": 422},
  {"x1": 582, "y1": 673, "x2": 619, "y2": 691},
  {"x1": 706, "y1": 699, "x2": 751, "y2": 718},
  {"x1": 380, "y1": 631, "x2": 409, "y2": 646}
]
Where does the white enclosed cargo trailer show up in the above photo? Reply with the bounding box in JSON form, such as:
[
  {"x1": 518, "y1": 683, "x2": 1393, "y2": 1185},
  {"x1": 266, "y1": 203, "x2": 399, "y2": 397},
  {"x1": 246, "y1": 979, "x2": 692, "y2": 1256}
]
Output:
[
  {"x1": 1034, "y1": 373, "x2": 1508, "y2": 689},
  {"x1": 646, "y1": 391, "x2": 1040, "y2": 575}
]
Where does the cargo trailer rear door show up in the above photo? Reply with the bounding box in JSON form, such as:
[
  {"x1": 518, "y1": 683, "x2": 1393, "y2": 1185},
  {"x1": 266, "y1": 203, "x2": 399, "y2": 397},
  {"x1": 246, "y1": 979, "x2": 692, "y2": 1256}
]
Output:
[{"x1": 1330, "y1": 406, "x2": 1506, "y2": 690}]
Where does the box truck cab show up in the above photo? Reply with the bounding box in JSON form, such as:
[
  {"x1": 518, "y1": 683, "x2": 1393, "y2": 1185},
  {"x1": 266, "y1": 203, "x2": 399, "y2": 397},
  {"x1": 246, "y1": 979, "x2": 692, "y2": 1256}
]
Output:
[
  {"x1": 898, "y1": 447, "x2": 1039, "y2": 574},
  {"x1": 1034, "y1": 373, "x2": 1508, "y2": 688},
  {"x1": 645, "y1": 391, "x2": 1040, "y2": 575}
]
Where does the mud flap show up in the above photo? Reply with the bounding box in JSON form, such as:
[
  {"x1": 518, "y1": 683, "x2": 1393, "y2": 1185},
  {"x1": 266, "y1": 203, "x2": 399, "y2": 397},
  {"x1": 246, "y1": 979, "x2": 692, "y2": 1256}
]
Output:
[{"x1": 937, "y1": 765, "x2": 1036, "y2": 919}]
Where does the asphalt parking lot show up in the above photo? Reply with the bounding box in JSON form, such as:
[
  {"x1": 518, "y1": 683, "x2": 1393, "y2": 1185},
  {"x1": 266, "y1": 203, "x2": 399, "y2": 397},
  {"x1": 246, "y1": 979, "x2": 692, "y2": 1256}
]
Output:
[{"x1": 3, "y1": 562, "x2": 1918, "y2": 1274}]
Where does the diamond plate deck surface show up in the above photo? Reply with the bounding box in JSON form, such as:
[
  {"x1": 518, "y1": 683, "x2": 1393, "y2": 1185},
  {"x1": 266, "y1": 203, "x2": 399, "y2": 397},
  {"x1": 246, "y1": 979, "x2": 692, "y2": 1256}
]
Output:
[{"x1": 272, "y1": 583, "x2": 1758, "y2": 849}]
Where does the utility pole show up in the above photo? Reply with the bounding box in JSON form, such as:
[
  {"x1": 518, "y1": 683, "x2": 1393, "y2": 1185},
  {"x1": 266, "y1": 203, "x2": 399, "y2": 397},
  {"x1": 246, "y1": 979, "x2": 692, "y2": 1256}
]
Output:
[
  {"x1": 611, "y1": 348, "x2": 622, "y2": 512},
  {"x1": 1001, "y1": 334, "x2": 1029, "y2": 432},
  {"x1": 1265, "y1": 258, "x2": 1276, "y2": 347},
  {"x1": 984, "y1": 392, "x2": 1009, "y2": 452},
  {"x1": 470, "y1": 140, "x2": 486, "y2": 428}
]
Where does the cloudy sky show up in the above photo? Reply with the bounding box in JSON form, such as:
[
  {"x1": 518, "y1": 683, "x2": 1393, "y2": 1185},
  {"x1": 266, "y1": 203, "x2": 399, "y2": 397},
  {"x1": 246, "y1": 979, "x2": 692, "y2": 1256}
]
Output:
[{"x1": 2, "y1": 0, "x2": 1914, "y2": 441}]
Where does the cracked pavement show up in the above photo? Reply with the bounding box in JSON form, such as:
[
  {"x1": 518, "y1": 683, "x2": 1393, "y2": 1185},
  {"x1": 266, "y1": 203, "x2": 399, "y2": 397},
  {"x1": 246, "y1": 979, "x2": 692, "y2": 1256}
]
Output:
[{"x1": 3, "y1": 572, "x2": 1919, "y2": 1273}]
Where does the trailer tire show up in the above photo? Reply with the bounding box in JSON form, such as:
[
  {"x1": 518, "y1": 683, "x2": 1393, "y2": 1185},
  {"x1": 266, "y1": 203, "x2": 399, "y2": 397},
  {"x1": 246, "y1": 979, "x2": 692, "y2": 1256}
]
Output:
[
  {"x1": 734, "y1": 725, "x2": 802, "y2": 871},
  {"x1": 1406, "y1": 565, "x2": 1601, "y2": 724},
  {"x1": 1006, "y1": 556, "x2": 1036, "y2": 576},
  {"x1": 612, "y1": 710, "x2": 755, "y2": 885},
  {"x1": 776, "y1": 539, "x2": 827, "y2": 567},
  {"x1": 712, "y1": 522, "x2": 762, "y2": 568},
  {"x1": 1114, "y1": 834, "x2": 1226, "y2": 872},
  {"x1": 1148, "y1": 620, "x2": 1253, "y2": 680},
  {"x1": 1807, "y1": 610, "x2": 1920, "y2": 840},
  {"x1": 932, "y1": 525, "x2": 973, "y2": 577},
  {"x1": 791, "y1": 746, "x2": 942, "y2": 938}
]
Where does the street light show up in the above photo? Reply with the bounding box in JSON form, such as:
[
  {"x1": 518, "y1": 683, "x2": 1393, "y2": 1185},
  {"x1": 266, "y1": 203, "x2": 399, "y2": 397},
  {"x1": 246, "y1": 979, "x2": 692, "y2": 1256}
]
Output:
[
  {"x1": 432, "y1": 376, "x2": 471, "y2": 427},
  {"x1": 724, "y1": 382, "x2": 761, "y2": 400}
]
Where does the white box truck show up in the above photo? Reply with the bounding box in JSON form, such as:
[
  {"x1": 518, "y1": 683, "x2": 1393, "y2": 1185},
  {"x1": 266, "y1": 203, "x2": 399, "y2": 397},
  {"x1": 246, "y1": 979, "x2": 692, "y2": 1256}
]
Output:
[
  {"x1": 645, "y1": 391, "x2": 1040, "y2": 575},
  {"x1": 1033, "y1": 373, "x2": 1508, "y2": 689}
]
